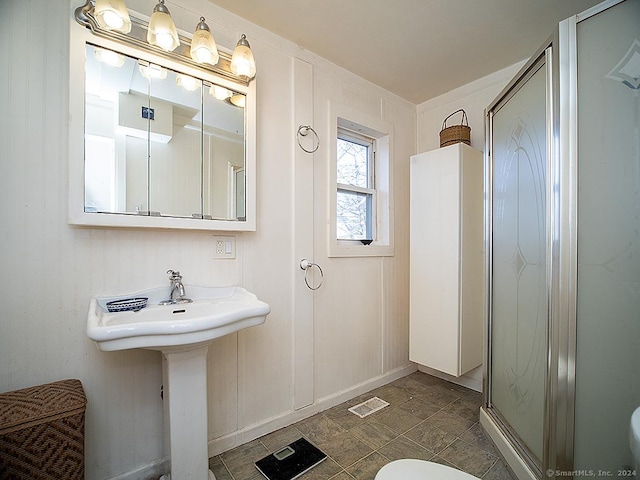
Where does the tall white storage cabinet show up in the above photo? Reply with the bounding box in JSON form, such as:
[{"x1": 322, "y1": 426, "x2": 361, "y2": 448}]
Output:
[{"x1": 409, "y1": 143, "x2": 483, "y2": 377}]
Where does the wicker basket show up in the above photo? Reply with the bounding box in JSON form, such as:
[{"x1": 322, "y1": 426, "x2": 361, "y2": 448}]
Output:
[
  {"x1": 0, "y1": 379, "x2": 86, "y2": 480},
  {"x1": 439, "y1": 109, "x2": 471, "y2": 148}
]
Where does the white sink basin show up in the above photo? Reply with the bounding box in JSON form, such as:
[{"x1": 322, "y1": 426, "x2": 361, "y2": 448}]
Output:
[{"x1": 87, "y1": 285, "x2": 270, "y2": 352}]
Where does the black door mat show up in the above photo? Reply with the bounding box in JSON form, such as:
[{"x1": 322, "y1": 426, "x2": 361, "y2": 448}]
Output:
[{"x1": 255, "y1": 437, "x2": 327, "y2": 480}]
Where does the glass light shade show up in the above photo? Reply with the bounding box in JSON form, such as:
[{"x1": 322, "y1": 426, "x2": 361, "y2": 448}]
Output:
[
  {"x1": 231, "y1": 34, "x2": 256, "y2": 79},
  {"x1": 94, "y1": 47, "x2": 125, "y2": 67},
  {"x1": 139, "y1": 63, "x2": 167, "y2": 80},
  {"x1": 94, "y1": 0, "x2": 131, "y2": 33},
  {"x1": 147, "y1": 1, "x2": 180, "y2": 52},
  {"x1": 210, "y1": 85, "x2": 231, "y2": 100},
  {"x1": 176, "y1": 74, "x2": 200, "y2": 91},
  {"x1": 190, "y1": 18, "x2": 219, "y2": 65},
  {"x1": 229, "y1": 93, "x2": 246, "y2": 108}
]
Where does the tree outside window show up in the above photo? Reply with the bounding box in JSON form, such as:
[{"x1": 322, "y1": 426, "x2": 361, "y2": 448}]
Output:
[{"x1": 336, "y1": 129, "x2": 376, "y2": 241}]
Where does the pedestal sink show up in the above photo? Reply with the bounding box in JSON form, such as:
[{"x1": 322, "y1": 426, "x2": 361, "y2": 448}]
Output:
[{"x1": 87, "y1": 285, "x2": 270, "y2": 480}]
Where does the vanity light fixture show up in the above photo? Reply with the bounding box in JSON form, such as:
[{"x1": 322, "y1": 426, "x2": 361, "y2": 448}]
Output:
[
  {"x1": 139, "y1": 63, "x2": 167, "y2": 80},
  {"x1": 210, "y1": 85, "x2": 231, "y2": 100},
  {"x1": 190, "y1": 17, "x2": 219, "y2": 65},
  {"x1": 74, "y1": 1, "x2": 255, "y2": 85},
  {"x1": 94, "y1": 0, "x2": 131, "y2": 33},
  {"x1": 94, "y1": 46, "x2": 125, "y2": 67},
  {"x1": 228, "y1": 93, "x2": 246, "y2": 108},
  {"x1": 176, "y1": 73, "x2": 200, "y2": 91},
  {"x1": 147, "y1": 0, "x2": 180, "y2": 52},
  {"x1": 230, "y1": 34, "x2": 256, "y2": 79}
]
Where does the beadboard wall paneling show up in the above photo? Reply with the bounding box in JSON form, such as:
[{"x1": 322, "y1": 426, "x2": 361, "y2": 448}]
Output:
[
  {"x1": 310, "y1": 65, "x2": 416, "y2": 401},
  {"x1": 1, "y1": 1, "x2": 416, "y2": 478}
]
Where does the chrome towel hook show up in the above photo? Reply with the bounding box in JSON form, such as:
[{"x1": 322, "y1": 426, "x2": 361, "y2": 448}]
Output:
[
  {"x1": 299, "y1": 258, "x2": 324, "y2": 290},
  {"x1": 296, "y1": 125, "x2": 319, "y2": 153}
]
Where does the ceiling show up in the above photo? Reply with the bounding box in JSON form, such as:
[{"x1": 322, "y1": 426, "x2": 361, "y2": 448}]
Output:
[{"x1": 207, "y1": 0, "x2": 601, "y2": 104}]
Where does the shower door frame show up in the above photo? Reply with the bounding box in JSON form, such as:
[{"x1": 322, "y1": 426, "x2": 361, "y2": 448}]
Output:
[
  {"x1": 554, "y1": 0, "x2": 629, "y2": 475},
  {"x1": 483, "y1": 1, "x2": 627, "y2": 479},
  {"x1": 483, "y1": 44, "x2": 555, "y2": 480}
]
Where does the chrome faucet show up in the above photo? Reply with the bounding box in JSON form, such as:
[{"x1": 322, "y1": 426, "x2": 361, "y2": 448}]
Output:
[{"x1": 160, "y1": 270, "x2": 193, "y2": 305}]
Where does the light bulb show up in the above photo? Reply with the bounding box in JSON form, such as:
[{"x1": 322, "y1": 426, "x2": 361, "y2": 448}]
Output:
[
  {"x1": 102, "y1": 10, "x2": 124, "y2": 30},
  {"x1": 176, "y1": 74, "x2": 200, "y2": 91},
  {"x1": 231, "y1": 34, "x2": 256, "y2": 79},
  {"x1": 155, "y1": 32, "x2": 175, "y2": 51},
  {"x1": 139, "y1": 63, "x2": 167, "y2": 80},
  {"x1": 193, "y1": 46, "x2": 212, "y2": 64},
  {"x1": 229, "y1": 94, "x2": 245, "y2": 108},
  {"x1": 210, "y1": 85, "x2": 230, "y2": 100},
  {"x1": 94, "y1": 0, "x2": 131, "y2": 33},
  {"x1": 94, "y1": 47, "x2": 125, "y2": 67},
  {"x1": 147, "y1": 0, "x2": 180, "y2": 52},
  {"x1": 190, "y1": 17, "x2": 219, "y2": 65}
]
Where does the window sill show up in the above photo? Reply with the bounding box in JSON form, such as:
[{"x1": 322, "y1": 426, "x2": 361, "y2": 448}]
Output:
[{"x1": 328, "y1": 240, "x2": 394, "y2": 258}]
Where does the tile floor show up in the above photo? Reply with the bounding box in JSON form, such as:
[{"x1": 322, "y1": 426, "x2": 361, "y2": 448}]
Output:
[{"x1": 207, "y1": 372, "x2": 515, "y2": 480}]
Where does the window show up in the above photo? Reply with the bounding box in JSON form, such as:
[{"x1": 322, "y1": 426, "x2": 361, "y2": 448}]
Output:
[
  {"x1": 336, "y1": 128, "x2": 376, "y2": 241},
  {"x1": 329, "y1": 104, "x2": 394, "y2": 258}
]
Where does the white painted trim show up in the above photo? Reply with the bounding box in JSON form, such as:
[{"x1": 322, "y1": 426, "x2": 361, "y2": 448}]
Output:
[
  {"x1": 292, "y1": 57, "x2": 316, "y2": 409},
  {"x1": 327, "y1": 102, "x2": 395, "y2": 257},
  {"x1": 68, "y1": 22, "x2": 257, "y2": 231},
  {"x1": 480, "y1": 408, "x2": 538, "y2": 480},
  {"x1": 208, "y1": 363, "x2": 416, "y2": 456},
  {"x1": 90, "y1": 365, "x2": 419, "y2": 480}
]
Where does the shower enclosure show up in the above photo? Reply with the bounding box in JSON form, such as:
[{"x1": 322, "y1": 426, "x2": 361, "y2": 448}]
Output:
[{"x1": 482, "y1": 0, "x2": 640, "y2": 478}]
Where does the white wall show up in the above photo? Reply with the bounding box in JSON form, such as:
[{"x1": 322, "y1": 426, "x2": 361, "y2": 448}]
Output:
[
  {"x1": 417, "y1": 60, "x2": 526, "y2": 154},
  {"x1": 0, "y1": 1, "x2": 415, "y2": 479}
]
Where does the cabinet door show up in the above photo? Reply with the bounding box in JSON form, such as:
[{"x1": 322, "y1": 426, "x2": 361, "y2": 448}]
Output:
[{"x1": 410, "y1": 146, "x2": 461, "y2": 376}]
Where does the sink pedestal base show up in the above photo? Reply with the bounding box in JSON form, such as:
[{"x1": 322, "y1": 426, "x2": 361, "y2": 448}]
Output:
[{"x1": 161, "y1": 344, "x2": 216, "y2": 480}]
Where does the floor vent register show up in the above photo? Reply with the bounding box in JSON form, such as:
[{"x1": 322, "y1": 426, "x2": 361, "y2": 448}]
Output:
[{"x1": 348, "y1": 396, "x2": 390, "y2": 418}]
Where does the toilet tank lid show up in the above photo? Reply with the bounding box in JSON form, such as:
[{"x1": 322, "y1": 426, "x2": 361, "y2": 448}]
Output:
[{"x1": 630, "y1": 407, "x2": 640, "y2": 461}]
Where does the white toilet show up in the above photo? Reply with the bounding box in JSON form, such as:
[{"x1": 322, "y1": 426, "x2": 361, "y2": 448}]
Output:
[
  {"x1": 630, "y1": 406, "x2": 640, "y2": 475},
  {"x1": 377, "y1": 407, "x2": 640, "y2": 480},
  {"x1": 375, "y1": 458, "x2": 480, "y2": 480}
]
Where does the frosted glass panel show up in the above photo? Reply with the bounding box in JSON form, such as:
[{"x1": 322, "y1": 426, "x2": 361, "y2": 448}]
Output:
[
  {"x1": 490, "y1": 61, "x2": 547, "y2": 462},
  {"x1": 574, "y1": 0, "x2": 640, "y2": 472}
]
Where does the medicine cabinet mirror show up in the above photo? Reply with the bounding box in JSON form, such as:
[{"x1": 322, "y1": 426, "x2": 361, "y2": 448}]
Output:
[{"x1": 69, "y1": 11, "x2": 256, "y2": 231}]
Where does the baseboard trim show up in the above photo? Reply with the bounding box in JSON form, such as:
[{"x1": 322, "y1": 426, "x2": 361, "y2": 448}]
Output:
[
  {"x1": 103, "y1": 364, "x2": 417, "y2": 479},
  {"x1": 207, "y1": 363, "x2": 417, "y2": 456}
]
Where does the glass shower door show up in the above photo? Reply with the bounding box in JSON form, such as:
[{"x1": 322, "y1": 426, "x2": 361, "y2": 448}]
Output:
[
  {"x1": 573, "y1": 0, "x2": 640, "y2": 472},
  {"x1": 487, "y1": 52, "x2": 550, "y2": 471}
]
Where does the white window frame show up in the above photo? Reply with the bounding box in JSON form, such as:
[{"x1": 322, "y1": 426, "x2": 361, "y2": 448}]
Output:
[
  {"x1": 329, "y1": 103, "x2": 394, "y2": 257},
  {"x1": 336, "y1": 128, "x2": 376, "y2": 241}
]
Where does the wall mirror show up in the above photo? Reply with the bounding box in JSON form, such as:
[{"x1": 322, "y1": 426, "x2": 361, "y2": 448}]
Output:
[{"x1": 69, "y1": 7, "x2": 256, "y2": 231}]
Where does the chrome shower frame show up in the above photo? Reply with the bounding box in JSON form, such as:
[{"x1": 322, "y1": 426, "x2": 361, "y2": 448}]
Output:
[
  {"x1": 482, "y1": 1, "x2": 626, "y2": 478},
  {"x1": 482, "y1": 45, "x2": 552, "y2": 480}
]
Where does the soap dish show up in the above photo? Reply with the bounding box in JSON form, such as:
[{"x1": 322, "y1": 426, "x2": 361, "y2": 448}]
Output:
[{"x1": 106, "y1": 297, "x2": 148, "y2": 313}]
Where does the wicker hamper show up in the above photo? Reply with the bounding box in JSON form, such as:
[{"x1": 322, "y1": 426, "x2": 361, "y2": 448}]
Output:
[{"x1": 0, "y1": 379, "x2": 86, "y2": 480}]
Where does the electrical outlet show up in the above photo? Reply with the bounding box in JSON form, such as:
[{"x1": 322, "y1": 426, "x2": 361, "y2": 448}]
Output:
[{"x1": 213, "y1": 236, "x2": 235, "y2": 259}]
